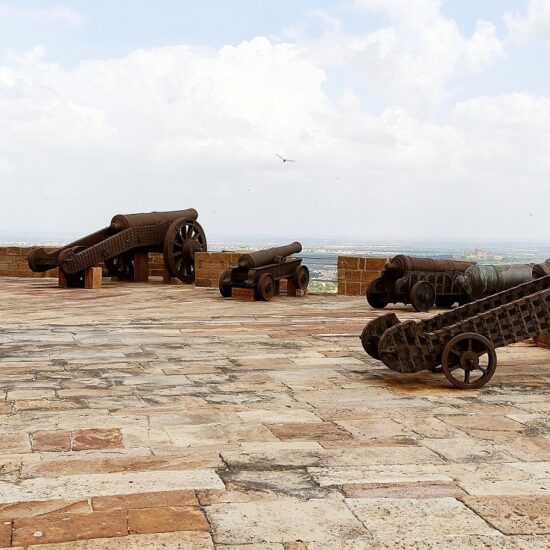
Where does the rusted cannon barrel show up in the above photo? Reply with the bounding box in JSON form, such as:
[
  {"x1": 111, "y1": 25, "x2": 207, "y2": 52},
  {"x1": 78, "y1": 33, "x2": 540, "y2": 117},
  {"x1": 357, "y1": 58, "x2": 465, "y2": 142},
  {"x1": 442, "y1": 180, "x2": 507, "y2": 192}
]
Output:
[
  {"x1": 533, "y1": 259, "x2": 550, "y2": 278},
  {"x1": 457, "y1": 264, "x2": 534, "y2": 300},
  {"x1": 386, "y1": 255, "x2": 474, "y2": 277},
  {"x1": 238, "y1": 242, "x2": 302, "y2": 271},
  {"x1": 109, "y1": 209, "x2": 198, "y2": 232}
]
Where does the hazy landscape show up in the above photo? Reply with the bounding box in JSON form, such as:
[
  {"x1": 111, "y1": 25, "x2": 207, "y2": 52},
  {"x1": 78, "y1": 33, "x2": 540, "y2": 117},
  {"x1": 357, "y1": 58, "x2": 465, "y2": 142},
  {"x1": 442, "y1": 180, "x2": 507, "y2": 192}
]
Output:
[{"x1": 4, "y1": 232, "x2": 549, "y2": 293}]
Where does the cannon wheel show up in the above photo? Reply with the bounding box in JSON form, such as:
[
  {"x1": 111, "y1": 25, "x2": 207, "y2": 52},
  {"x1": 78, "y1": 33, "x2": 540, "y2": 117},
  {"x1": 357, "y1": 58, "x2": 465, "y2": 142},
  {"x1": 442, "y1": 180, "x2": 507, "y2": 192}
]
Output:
[
  {"x1": 360, "y1": 325, "x2": 380, "y2": 360},
  {"x1": 256, "y1": 273, "x2": 275, "y2": 301},
  {"x1": 366, "y1": 278, "x2": 389, "y2": 309},
  {"x1": 105, "y1": 252, "x2": 134, "y2": 281},
  {"x1": 163, "y1": 218, "x2": 207, "y2": 283},
  {"x1": 410, "y1": 281, "x2": 436, "y2": 312},
  {"x1": 219, "y1": 269, "x2": 232, "y2": 298},
  {"x1": 294, "y1": 265, "x2": 310, "y2": 290},
  {"x1": 441, "y1": 333, "x2": 497, "y2": 389}
]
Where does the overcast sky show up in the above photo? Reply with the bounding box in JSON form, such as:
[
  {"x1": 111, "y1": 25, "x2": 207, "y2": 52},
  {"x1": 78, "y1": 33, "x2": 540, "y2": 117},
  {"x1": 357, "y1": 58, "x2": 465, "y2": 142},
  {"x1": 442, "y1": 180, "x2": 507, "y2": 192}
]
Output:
[{"x1": 0, "y1": 0, "x2": 549, "y2": 241}]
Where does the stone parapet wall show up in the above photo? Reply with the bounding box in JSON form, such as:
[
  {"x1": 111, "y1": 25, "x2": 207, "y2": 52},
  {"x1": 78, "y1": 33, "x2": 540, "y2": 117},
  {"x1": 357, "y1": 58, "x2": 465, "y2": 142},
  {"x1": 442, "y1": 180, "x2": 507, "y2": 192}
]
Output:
[
  {"x1": 337, "y1": 256, "x2": 389, "y2": 296},
  {"x1": 0, "y1": 246, "x2": 167, "y2": 279},
  {"x1": 0, "y1": 247, "x2": 58, "y2": 278},
  {"x1": 195, "y1": 251, "x2": 243, "y2": 288}
]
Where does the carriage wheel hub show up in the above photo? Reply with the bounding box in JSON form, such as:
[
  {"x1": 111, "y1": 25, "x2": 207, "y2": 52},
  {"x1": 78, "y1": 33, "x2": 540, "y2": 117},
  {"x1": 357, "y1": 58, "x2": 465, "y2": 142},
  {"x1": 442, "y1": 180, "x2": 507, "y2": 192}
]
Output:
[
  {"x1": 460, "y1": 351, "x2": 479, "y2": 370},
  {"x1": 183, "y1": 239, "x2": 202, "y2": 259}
]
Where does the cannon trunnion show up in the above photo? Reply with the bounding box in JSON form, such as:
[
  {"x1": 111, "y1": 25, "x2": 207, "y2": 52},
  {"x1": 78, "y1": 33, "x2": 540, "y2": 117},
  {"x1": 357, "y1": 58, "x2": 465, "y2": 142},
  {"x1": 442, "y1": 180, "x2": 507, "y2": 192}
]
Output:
[
  {"x1": 27, "y1": 209, "x2": 207, "y2": 287},
  {"x1": 366, "y1": 254, "x2": 475, "y2": 312},
  {"x1": 219, "y1": 242, "x2": 309, "y2": 301}
]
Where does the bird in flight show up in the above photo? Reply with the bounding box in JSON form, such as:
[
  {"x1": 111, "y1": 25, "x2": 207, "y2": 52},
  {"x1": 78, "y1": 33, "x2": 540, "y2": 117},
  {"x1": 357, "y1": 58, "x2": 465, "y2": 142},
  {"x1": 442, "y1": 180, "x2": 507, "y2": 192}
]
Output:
[{"x1": 275, "y1": 153, "x2": 296, "y2": 163}]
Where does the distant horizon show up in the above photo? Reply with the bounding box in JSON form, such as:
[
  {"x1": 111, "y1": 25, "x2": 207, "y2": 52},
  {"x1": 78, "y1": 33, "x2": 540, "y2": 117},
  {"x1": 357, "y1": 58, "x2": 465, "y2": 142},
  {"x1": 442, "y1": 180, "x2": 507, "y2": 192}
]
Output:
[{"x1": 2, "y1": 230, "x2": 550, "y2": 248}]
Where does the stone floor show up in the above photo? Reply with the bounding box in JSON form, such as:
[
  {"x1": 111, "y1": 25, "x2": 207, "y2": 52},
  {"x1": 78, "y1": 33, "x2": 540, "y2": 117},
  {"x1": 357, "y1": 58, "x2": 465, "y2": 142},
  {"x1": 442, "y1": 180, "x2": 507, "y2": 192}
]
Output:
[{"x1": 0, "y1": 277, "x2": 550, "y2": 549}]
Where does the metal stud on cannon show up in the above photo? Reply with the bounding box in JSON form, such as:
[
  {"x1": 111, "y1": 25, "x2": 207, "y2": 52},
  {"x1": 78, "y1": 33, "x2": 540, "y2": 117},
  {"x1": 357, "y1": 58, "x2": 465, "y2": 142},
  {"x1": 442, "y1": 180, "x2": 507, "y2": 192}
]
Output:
[
  {"x1": 218, "y1": 242, "x2": 309, "y2": 301},
  {"x1": 27, "y1": 209, "x2": 207, "y2": 288}
]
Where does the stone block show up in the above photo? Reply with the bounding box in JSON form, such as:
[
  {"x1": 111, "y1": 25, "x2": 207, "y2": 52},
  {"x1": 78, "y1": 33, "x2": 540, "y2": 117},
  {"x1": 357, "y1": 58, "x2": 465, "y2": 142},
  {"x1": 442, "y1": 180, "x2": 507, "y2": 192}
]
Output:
[
  {"x1": 58, "y1": 269, "x2": 70, "y2": 289},
  {"x1": 365, "y1": 257, "x2": 388, "y2": 270},
  {"x1": 71, "y1": 428, "x2": 124, "y2": 451},
  {"x1": 341, "y1": 256, "x2": 359, "y2": 270},
  {"x1": 195, "y1": 278, "x2": 212, "y2": 288},
  {"x1": 462, "y1": 496, "x2": 550, "y2": 535},
  {"x1": 12, "y1": 511, "x2": 127, "y2": 546},
  {"x1": 31, "y1": 430, "x2": 71, "y2": 452},
  {"x1": 345, "y1": 282, "x2": 361, "y2": 296},
  {"x1": 92, "y1": 490, "x2": 198, "y2": 511},
  {"x1": 0, "y1": 499, "x2": 90, "y2": 521},
  {"x1": 128, "y1": 506, "x2": 209, "y2": 534},
  {"x1": 345, "y1": 270, "x2": 361, "y2": 283},
  {"x1": 0, "y1": 521, "x2": 11, "y2": 547},
  {"x1": 535, "y1": 333, "x2": 550, "y2": 348},
  {"x1": 84, "y1": 267, "x2": 102, "y2": 289},
  {"x1": 232, "y1": 287, "x2": 256, "y2": 301}
]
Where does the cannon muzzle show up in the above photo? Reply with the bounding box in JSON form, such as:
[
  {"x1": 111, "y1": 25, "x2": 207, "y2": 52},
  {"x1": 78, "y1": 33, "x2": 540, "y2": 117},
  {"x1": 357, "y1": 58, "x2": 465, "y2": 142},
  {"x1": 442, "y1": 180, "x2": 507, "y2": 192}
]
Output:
[
  {"x1": 238, "y1": 242, "x2": 302, "y2": 271},
  {"x1": 109, "y1": 209, "x2": 198, "y2": 233}
]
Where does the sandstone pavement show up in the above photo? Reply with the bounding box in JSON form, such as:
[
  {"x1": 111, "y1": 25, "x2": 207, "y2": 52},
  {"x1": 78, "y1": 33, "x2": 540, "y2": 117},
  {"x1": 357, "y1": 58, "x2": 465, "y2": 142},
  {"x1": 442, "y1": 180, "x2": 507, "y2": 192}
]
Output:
[{"x1": 0, "y1": 277, "x2": 550, "y2": 548}]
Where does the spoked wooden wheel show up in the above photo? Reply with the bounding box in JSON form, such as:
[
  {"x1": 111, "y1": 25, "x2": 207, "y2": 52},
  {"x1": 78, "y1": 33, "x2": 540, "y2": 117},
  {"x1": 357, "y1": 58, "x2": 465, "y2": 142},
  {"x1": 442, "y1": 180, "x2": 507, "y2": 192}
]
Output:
[
  {"x1": 256, "y1": 273, "x2": 275, "y2": 301},
  {"x1": 293, "y1": 265, "x2": 310, "y2": 290},
  {"x1": 441, "y1": 333, "x2": 497, "y2": 389},
  {"x1": 410, "y1": 281, "x2": 436, "y2": 312},
  {"x1": 105, "y1": 252, "x2": 134, "y2": 281},
  {"x1": 163, "y1": 218, "x2": 207, "y2": 283}
]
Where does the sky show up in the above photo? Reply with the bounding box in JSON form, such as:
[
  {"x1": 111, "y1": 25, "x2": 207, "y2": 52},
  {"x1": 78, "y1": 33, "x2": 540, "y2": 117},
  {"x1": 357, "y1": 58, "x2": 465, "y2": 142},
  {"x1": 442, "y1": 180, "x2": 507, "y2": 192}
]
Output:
[{"x1": 0, "y1": 0, "x2": 549, "y2": 242}]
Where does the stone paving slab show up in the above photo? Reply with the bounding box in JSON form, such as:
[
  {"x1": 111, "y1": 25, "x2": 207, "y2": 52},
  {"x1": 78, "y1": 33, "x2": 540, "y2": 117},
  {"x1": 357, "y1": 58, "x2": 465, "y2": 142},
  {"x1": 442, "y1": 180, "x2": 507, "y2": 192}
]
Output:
[{"x1": 0, "y1": 277, "x2": 550, "y2": 547}]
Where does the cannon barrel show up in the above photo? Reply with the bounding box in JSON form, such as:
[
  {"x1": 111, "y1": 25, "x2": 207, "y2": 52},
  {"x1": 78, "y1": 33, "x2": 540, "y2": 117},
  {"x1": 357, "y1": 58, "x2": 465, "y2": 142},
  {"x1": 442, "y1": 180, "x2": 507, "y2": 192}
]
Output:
[
  {"x1": 109, "y1": 209, "x2": 198, "y2": 233},
  {"x1": 386, "y1": 255, "x2": 475, "y2": 277},
  {"x1": 457, "y1": 264, "x2": 534, "y2": 299},
  {"x1": 238, "y1": 242, "x2": 302, "y2": 270}
]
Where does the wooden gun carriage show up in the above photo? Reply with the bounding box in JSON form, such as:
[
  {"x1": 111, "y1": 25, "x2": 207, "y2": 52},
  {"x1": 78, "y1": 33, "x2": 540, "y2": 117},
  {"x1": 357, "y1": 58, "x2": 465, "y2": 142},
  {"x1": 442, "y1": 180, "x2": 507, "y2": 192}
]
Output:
[
  {"x1": 219, "y1": 242, "x2": 309, "y2": 301},
  {"x1": 27, "y1": 209, "x2": 207, "y2": 287},
  {"x1": 360, "y1": 275, "x2": 550, "y2": 389},
  {"x1": 366, "y1": 255, "x2": 475, "y2": 312}
]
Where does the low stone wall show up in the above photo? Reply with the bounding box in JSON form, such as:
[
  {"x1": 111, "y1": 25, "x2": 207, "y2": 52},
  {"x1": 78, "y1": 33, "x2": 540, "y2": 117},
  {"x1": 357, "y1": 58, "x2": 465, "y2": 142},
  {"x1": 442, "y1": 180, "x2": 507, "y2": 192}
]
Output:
[
  {"x1": 195, "y1": 251, "x2": 242, "y2": 288},
  {"x1": 337, "y1": 256, "x2": 388, "y2": 296},
  {"x1": 0, "y1": 247, "x2": 58, "y2": 278},
  {"x1": 0, "y1": 246, "x2": 166, "y2": 279}
]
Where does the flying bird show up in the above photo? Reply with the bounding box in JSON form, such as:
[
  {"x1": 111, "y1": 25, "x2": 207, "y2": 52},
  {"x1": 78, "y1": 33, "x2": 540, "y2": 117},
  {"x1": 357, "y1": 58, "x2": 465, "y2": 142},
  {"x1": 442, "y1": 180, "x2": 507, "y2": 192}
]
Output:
[{"x1": 275, "y1": 153, "x2": 296, "y2": 163}]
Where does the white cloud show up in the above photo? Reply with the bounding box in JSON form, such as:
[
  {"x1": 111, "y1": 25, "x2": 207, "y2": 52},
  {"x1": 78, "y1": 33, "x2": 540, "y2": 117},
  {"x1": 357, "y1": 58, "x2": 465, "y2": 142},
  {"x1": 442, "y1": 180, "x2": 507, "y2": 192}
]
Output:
[
  {"x1": 0, "y1": 3, "x2": 85, "y2": 28},
  {"x1": 295, "y1": 0, "x2": 503, "y2": 112},
  {"x1": 0, "y1": 157, "x2": 12, "y2": 172},
  {"x1": 0, "y1": 28, "x2": 547, "y2": 241},
  {"x1": 504, "y1": 0, "x2": 550, "y2": 43}
]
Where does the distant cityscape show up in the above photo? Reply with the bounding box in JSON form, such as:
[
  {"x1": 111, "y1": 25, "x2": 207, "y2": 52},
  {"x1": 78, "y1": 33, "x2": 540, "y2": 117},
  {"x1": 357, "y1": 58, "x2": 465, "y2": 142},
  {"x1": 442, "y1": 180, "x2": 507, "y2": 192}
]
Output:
[{"x1": 3, "y1": 233, "x2": 550, "y2": 294}]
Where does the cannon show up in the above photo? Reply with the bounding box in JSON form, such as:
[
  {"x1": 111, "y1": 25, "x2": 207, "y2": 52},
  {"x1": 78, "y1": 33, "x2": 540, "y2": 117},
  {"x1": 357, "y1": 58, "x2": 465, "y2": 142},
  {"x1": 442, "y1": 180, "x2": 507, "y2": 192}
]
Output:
[
  {"x1": 218, "y1": 242, "x2": 309, "y2": 301},
  {"x1": 366, "y1": 255, "x2": 475, "y2": 312},
  {"x1": 28, "y1": 209, "x2": 207, "y2": 287},
  {"x1": 361, "y1": 274, "x2": 550, "y2": 389}
]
